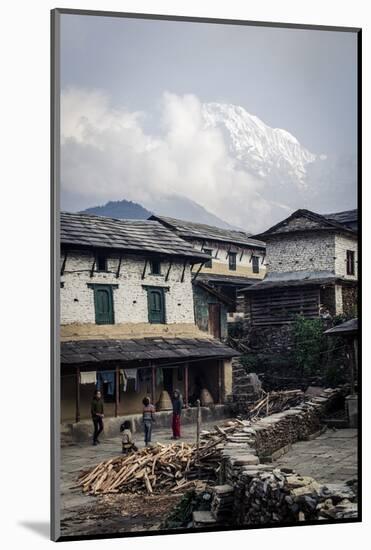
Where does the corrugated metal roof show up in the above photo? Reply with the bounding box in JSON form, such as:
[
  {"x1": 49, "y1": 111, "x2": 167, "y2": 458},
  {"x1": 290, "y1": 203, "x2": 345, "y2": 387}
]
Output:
[
  {"x1": 61, "y1": 212, "x2": 208, "y2": 262},
  {"x1": 61, "y1": 337, "x2": 240, "y2": 364},
  {"x1": 150, "y1": 215, "x2": 266, "y2": 248}
]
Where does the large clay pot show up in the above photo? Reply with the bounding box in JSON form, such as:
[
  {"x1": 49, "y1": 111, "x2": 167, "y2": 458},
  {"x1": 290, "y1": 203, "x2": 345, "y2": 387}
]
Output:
[
  {"x1": 200, "y1": 388, "x2": 214, "y2": 406},
  {"x1": 157, "y1": 390, "x2": 172, "y2": 411}
]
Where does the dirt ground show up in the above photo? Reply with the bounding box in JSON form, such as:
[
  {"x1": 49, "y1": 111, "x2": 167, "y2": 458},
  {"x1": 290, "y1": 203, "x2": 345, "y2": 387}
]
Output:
[
  {"x1": 60, "y1": 420, "x2": 358, "y2": 538},
  {"x1": 60, "y1": 418, "x2": 225, "y2": 537}
]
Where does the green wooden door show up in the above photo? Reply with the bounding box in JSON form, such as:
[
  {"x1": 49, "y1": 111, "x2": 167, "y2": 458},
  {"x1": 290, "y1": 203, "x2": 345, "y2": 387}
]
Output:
[
  {"x1": 94, "y1": 286, "x2": 114, "y2": 324},
  {"x1": 148, "y1": 288, "x2": 165, "y2": 324}
]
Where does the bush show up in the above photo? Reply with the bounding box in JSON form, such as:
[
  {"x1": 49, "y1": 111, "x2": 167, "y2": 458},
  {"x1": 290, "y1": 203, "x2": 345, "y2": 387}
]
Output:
[{"x1": 292, "y1": 316, "x2": 326, "y2": 377}]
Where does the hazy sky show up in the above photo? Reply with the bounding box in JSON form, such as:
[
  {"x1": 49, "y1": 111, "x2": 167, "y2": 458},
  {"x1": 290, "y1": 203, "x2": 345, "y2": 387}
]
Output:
[{"x1": 60, "y1": 13, "x2": 358, "y2": 230}]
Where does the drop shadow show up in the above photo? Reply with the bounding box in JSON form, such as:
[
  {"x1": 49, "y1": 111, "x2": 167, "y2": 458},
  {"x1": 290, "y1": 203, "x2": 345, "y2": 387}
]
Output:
[{"x1": 18, "y1": 521, "x2": 50, "y2": 539}]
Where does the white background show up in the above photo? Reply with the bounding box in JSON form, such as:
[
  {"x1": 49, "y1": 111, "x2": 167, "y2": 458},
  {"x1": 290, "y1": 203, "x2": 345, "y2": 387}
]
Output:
[{"x1": 0, "y1": 0, "x2": 368, "y2": 547}]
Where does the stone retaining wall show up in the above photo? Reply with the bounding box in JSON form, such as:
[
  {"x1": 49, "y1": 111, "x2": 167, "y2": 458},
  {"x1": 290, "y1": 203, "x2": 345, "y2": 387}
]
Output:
[{"x1": 202, "y1": 385, "x2": 357, "y2": 526}]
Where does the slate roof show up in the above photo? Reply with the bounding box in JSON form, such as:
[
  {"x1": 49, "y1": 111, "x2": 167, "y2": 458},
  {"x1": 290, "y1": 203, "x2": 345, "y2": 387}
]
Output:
[
  {"x1": 149, "y1": 215, "x2": 266, "y2": 248},
  {"x1": 61, "y1": 337, "x2": 240, "y2": 365},
  {"x1": 61, "y1": 212, "x2": 208, "y2": 262},
  {"x1": 197, "y1": 273, "x2": 261, "y2": 286},
  {"x1": 240, "y1": 271, "x2": 343, "y2": 292},
  {"x1": 324, "y1": 318, "x2": 358, "y2": 336},
  {"x1": 253, "y1": 209, "x2": 357, "y2": 239},
  {"x1": 325, "y1": 209, "x2": 358, "y2": 231}
]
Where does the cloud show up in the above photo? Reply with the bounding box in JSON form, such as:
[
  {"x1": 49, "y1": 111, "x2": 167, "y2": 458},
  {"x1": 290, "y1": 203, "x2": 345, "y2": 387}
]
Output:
[{"x1": 61, "y1": 88, "x2": 281, "y2": 231}]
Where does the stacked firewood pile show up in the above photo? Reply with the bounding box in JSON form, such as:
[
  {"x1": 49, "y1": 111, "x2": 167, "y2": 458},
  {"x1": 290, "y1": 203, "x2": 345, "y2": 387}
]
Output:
[
  {"x1": 234, "y1": 469, "x2": 357, "y2": 524},
  {"x1": 77, "y1": 422, "x2": 243, "y2": 496},
  {"x1": 246, "y1": 390, "x2": 304, "y2": 421}
]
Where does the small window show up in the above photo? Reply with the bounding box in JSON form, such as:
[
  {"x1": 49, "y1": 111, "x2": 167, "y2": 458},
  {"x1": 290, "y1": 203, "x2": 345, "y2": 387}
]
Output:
[
  {"x1": 96, "y1": 252, "x2": 108, "y2": 272},
  {"x1": 252, "y1": 255, "x2": 260, "y2": 274},
  {"x1": 203, "y1": 248, "x2": 213, "y2": 268},
  {"x1": 229, "y1": 252, "x2": 237, "y2": 271},
  {"x1": 346, "y1": 250, "x2": 355, "y2": 276},
  {"x1": 150, "y1": 259, "x2": 161, "y2": 275}
]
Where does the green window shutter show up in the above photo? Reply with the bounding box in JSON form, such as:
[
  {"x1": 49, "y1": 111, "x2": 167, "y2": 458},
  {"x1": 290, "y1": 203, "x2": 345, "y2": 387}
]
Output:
[
  {"x1": 148, "y1": 288, "x2": 165, "y2": 323},
  {"x1": 94, "y1": 286, "x2": 114, "y2": 324}
]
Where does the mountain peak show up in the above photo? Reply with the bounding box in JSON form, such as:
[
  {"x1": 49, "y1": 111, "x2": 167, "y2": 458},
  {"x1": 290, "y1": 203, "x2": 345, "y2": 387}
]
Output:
[{"x1": 202, "y1": 102, "x2": 316, "y2": 185}]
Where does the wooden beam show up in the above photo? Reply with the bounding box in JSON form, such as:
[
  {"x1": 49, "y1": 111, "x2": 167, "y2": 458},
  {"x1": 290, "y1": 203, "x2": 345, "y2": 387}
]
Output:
[
  {"x1": 75, "y1": 367, "x2": 80, "y2": 424},
  {"x1": 214, "y1": 246, "x2": 219, "y2": 259},
  {"x1": 141, "y1": 259, "x2": 148, "y2": 280},
  {"x1": 90, "y1": 256, "x2": 96, "y2": 278},
  {"x1": 239, "y1": 249, "x2": 244, "y2": 262},
  {"x1": 180, "y1": 260, "x2": 187, "y2": 282},
  {"x1": 116, "y1": 256, "x2": 123, "y2": 278},
  {"x1": 165, "y1": 260, "x2": 173, "y2": 282},
  {"x1": 192, "y1": 262, "x2": 204, "y2": 281},
  {"x1": 217, "y1": 360, "x2": 223, "y2": 404},
  {"x1": 184, "y1": 363, "x2": 189, "y2": 407},
  {"x1": 201, "y1": 240, "x2": 206, "y2": 251},
  {"x1": 115, "y1": 367, "x2": 120, "y2": 417},
  {"x1": 60, "y1": 250, "x2": 68, "y2": 276},
  {"x1": 225, "y1": 244, "x2": 231, "y2": 259},
  {"x1": 151, "y1": 365, "x2": 156, "y2": 404}
]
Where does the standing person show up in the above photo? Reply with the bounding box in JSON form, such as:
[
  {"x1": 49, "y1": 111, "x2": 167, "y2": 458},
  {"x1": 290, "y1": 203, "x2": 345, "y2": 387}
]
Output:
[
  {"x1": 171, "y1": 389, "x2": 183, "y2": 440},
  {"x1": 91, "y1": 389, "x2": 104, "y2": 446},
  {"x1": 142, "y1": 396, "x2": 155, "y2": 446}
]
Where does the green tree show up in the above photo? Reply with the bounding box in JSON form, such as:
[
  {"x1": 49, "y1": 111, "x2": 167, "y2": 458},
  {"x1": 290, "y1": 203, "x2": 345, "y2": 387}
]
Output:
[{"x1": 292, "y1": 316, "x2": 326, "y2": 377}]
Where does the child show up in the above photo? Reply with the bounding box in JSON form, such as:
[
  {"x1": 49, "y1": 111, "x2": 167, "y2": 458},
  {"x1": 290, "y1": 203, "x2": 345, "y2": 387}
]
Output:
[
  {"x1": 142, "y1": 396, "x2": 156, "y2": 446},
  {"x1": 120, "y1": 420, "x2": 137, "y2": 454}
]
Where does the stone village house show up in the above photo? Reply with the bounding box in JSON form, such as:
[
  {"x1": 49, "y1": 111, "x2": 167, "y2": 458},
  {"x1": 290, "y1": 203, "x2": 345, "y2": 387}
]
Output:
[
  {"x1": 149, "y1": 216, "x2": 266, "y2": 330},
  {"x1": 60, "y1": 212, "x2": 239, "y2": 423},
  {"x1": 236, "y1": 209, "x2": 358, "y2": 353}
]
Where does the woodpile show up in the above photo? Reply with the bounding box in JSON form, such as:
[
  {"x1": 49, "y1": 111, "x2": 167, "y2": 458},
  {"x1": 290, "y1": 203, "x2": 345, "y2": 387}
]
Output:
[
  {"x1": 246, "y1": 389, "x2": 304, "y2": 421},
  {"x1": 77, "y1": 423, "x2": 242, "y2": 496}
]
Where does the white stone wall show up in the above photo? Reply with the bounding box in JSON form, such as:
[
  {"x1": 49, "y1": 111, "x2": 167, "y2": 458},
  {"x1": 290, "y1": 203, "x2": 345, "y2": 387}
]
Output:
[
  {"x1": 192, "y1": 239, "x2": 266, "y2": 279},
  {"x1": 60, "y1": 250, "x2": 195, "y2": 325},
  {"x1": 334, "y1": 234, "x2": 358, "y2": 280},
  {"x1": 266, "y1": 233, "x2": 336, "y2": 273},
  {"x1": 334, "y1": 284, "x2": 343, "y2": 315}
]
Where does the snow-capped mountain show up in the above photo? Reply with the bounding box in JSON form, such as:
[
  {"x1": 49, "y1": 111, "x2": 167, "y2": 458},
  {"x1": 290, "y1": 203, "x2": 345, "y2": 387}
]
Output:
[{"x1": 202, "y1": 103, "x2": 317, "y2": 187}]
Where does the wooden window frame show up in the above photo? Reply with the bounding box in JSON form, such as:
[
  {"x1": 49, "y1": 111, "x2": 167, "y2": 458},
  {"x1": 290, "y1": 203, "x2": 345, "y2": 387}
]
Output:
[
  {"x1": 96, "y1": 252, "x2": 108, "y2": 272},
  {"x1": 252, "y1": 255, "x2": 260, "y2": 274},
  {"x1": 228, "y1": 252, "x2": 237, "y2": 271},
  {"x1": 203, "y1": 248, "x2": 213, "y2": 268},
  {"x1": 346, "y1": 250, "x2": 355, "y2": 276},
  {"x1": 150, "y1": 259, "x2": 162, "y2": 276}
]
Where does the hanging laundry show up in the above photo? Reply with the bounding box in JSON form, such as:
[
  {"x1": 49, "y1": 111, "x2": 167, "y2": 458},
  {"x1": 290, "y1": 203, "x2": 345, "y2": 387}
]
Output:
[
  {"x1": 97, "y1": 371, "x2": 115, "y2": 395},
  {"x1": 80, "y1": 371, "x2": 97, "y2": 385}
]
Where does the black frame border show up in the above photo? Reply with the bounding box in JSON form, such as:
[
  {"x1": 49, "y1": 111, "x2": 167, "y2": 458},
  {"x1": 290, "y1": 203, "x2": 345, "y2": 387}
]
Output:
[{"x1": 51, "y1": 8, "x2": 362, "y2": 543}]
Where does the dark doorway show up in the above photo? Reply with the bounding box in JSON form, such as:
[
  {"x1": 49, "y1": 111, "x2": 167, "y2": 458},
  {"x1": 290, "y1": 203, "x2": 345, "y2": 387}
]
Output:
[
  {"x1": 162, "y1": 368, "x2": 173, "y2": 394},
  {"x1": 208, "y1": 303, "x2": 221, "y2": 339}
]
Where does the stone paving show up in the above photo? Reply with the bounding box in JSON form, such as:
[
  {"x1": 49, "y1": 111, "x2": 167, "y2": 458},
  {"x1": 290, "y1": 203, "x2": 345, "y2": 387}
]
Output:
[{"x1": 275, "y1": 428, "x2": 358, "y2": 483}]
